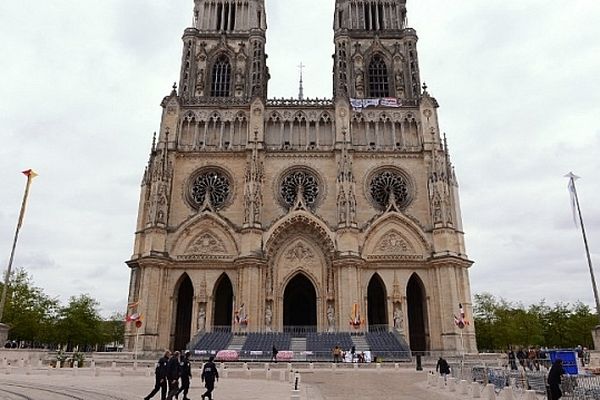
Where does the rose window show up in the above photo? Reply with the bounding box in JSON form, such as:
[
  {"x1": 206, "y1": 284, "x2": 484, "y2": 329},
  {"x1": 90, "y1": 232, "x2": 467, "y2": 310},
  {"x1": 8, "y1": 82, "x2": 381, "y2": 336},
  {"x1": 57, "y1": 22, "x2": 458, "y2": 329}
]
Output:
[
  {"x1": 190, "y1": 169, "x2": 231, "y2": 209},
  {"x1": 369, "y1": 170, "x2": 411, "y2": 210},
  {"x1": 280, "y1": 170, "x2": 320, "y2": 209}
]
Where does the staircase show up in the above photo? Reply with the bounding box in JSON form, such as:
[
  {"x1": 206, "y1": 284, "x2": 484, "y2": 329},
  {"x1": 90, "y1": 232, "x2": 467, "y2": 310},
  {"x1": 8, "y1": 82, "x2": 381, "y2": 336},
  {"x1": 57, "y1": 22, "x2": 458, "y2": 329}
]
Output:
[
  {"x1": 227, "y1": 334, "x2": 247, "y2": 351},
  {"x1": 290, "y1": 337, "x2": 307, "y2": 361},
  {"x1": 351, "y1": 335, "x2": 370, "y2": 352}
]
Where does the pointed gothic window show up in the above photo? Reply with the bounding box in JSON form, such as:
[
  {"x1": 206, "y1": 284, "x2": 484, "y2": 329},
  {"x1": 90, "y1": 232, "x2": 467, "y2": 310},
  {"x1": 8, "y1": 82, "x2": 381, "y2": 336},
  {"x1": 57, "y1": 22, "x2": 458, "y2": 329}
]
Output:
[
  {"x1": 368, "y1": 54, "x2": 389, "y2": 98},
  {"x1": 211, "y1": 55, "x2": 232, "y2": 97}
]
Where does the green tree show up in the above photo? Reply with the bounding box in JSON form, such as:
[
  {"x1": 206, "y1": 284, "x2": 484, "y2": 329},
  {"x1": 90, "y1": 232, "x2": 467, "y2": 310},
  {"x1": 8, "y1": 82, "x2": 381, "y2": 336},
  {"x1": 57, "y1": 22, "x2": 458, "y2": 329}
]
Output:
[
  {"x1": 474, "y1": 293, "x2": 599, "y2": 351},
  {"x1": 101, "y1": 312, "x2": 125, "y2": 350},
  {"x1": 1, "y1": 268, "x2": 59, "y2": 345},
  {"x1": 55, "y1": 294, "x2": 103, "y2": 351}
]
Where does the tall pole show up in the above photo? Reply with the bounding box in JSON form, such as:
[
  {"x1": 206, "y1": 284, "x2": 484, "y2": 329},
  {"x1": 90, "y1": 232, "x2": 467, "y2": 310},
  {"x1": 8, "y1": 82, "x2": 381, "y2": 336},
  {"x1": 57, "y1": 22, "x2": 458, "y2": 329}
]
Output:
[
  {"x1": 0, "y1": 169, "x2": 37, "y2": 322},
  {"x1": 566, "y1": 172, "x2": 600, "y2": 323}
]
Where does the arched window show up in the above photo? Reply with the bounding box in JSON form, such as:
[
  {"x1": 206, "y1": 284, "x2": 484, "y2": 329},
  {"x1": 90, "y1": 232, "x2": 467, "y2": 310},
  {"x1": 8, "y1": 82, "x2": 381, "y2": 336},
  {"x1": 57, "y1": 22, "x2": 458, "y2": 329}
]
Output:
[
  {"x1": 368, "y1": 54, "x2": 389, "y2": 98},
  {"x1": 211, "y1": 55, "x2": 231, "y2": 97}
]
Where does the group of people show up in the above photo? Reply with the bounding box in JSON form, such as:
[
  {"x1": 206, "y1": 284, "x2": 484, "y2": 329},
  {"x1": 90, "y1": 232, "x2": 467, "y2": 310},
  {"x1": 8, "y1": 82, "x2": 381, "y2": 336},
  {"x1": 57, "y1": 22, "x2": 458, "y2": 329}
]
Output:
[
  {"x1": 507, "y1": 347, "x2": 549, "y2": 371},
  {"x1": 332, "y1": 345, "x2": 371, "y2": 363},
  {"x1": 144, "y1": 350, "x2": 219, "y2": 400}
]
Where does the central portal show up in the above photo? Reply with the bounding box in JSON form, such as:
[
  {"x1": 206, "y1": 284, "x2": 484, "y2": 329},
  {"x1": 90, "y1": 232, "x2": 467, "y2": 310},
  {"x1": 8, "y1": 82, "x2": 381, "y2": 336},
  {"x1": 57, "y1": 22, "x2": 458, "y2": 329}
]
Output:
[{"x1": 283, "y1": 273, "x2": 317, "y2": 329}]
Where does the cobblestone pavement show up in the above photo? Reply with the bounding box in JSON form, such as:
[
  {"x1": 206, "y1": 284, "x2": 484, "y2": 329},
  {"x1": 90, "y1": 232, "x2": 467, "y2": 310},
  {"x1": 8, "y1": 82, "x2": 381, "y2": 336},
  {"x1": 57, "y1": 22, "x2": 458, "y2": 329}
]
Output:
[{"x1": 0, "y1": 367, "x2": 457, "y2": 400}]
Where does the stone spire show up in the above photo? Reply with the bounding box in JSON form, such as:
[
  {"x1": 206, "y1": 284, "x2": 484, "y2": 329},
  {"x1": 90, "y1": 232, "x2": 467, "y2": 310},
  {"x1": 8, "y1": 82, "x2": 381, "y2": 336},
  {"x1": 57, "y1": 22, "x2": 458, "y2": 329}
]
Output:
[{"x1": 298, "y1": 62, "x2": 305, "y2": 100}]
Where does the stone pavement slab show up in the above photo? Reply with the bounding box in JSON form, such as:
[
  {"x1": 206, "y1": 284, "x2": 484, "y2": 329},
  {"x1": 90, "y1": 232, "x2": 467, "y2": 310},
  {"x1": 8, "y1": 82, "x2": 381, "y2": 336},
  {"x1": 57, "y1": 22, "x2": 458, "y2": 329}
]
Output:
[{"x1": 0, "y1": 367, "x2": 459, "y2": 399}]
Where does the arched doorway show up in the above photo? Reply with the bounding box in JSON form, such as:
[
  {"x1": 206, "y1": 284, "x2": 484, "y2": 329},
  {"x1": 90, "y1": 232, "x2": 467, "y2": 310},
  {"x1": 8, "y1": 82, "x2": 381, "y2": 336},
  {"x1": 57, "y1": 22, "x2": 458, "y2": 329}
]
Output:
[
  {"x1": 283, "y1": 273, "x2": 317, "y2": 331},
  {"x1": 407, "y1": 274, "x2": 428, "y2": 352},
  {"x1": 213, "y1": 273, "x2": 234, "y2": 330},
  {"x1": 367, "y1": 273, "x2": 388, "y2": 331},
  {"x1": 174, "y1": 274, "x2": 194, "y2": 351}
]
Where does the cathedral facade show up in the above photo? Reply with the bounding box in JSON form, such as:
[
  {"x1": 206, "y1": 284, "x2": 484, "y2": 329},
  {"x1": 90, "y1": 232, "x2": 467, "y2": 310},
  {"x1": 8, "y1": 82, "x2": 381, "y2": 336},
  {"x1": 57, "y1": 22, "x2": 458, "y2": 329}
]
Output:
[{"x1": 125, "y1": 0, "x2": 477, "y2": 354}]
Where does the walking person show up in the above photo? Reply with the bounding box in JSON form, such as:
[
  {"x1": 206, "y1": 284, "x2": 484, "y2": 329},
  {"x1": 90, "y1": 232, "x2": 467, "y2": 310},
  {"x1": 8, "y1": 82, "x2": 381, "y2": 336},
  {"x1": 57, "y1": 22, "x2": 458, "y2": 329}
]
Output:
[
  {"x1": 547, "y1": 359, "x2": 566, "y2": 400},
  {"x1": 201, "y1": 356, "x2": 219, "y2": 400},
  {"x1": 176, "y1": 351, "x2": 192, "y2": 400},
  {"x1": 166, "y1": 351, "x2": 181, "y2": 400},
  {"x1": 436, "y1": 356, "x2": 450, "y2": 382},
  {"x1": 144, "y1": 350, "x2": 170, "y2": 400},
  {"x1": 271, "y1": 345, "x2": 278, "y2": 362}
]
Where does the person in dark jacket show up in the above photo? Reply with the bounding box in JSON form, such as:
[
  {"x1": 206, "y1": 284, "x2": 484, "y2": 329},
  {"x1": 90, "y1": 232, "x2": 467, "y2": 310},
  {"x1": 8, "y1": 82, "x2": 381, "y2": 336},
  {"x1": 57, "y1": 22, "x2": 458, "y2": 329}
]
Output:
[
  {"x1": 436, "y1": 357, "x2": 451, "y2": 381},
  {"x1": 271, "y1": 345, "x2": 278, "y2": 362},
  {"x1": 166, "y1": 351, "x2": 181, "y2": 400},
  {"x1": 201, "y1": 356, "x2": 219, "y2": 400},
  {"x1": 144, "y1": 350, "x2": 171, "y2": 400},
  {"x1": 547, "y1": 359, "x2": 566, "y2": 400},
  {"x1": 176, "y1": 351, "x2": 192, "y2": 400}
]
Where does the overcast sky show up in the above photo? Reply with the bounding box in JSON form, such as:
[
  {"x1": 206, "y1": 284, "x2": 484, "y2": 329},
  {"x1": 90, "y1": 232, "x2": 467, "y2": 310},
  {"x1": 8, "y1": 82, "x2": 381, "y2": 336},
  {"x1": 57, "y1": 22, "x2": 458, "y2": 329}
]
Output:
[{"x1": 1, "y1": 0, "x2": 599, "y2": 317}]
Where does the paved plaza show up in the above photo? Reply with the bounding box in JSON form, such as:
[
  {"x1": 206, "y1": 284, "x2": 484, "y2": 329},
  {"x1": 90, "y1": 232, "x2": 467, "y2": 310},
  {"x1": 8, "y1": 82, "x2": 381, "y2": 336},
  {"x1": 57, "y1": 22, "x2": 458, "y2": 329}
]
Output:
[{"x1": 0, "y1": 366, "x2": 462, "y2": 400}]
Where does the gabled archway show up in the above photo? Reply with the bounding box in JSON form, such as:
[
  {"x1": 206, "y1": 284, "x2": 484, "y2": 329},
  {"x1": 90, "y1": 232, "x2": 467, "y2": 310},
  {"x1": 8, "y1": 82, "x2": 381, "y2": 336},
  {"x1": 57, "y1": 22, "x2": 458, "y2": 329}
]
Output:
[
  {"x1": 173, "y1": 274, "x2": 194, "y2": 351},
  {"x1": 213, "y1": 273, "x2": 233, "y2": 330},
  {"x1": 367, "y1": 273, "x2": 388, "y2": 330},
  {"x1": 407, "y1": 273, "x2": 429, "y2": 352},
  {"x1": 283, "y1": 273, "x2": 317, "y2": 329}
]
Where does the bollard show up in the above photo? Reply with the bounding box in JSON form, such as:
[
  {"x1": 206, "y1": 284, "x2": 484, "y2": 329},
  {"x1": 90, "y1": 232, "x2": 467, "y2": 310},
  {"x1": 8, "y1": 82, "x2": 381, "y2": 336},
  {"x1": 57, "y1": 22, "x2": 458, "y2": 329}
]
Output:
[
  {"x1": 459, "y1": 380, "x2": 468, "y2": 395},
  {"x1": 57, "y1": 361, "x2": 62, "y2": 369},
  {"x1": 353, "y1": 362, "x2": 358, "y2": 369},
  {"x1": 416, "y1": 354, "x2": 422, "y2": 371},
  {"x1": 2, "y1": 358, "x2": 6, "y2": 368},
  {"x1": 279, "y1": 370, "x2": 286, "y2": 381},
  {"x1": 73, "y1": 361, "x2": 79, "y2": 376},
  {"x1": 523, "y1": 390, "x2": 537, "y2": 400},
  {"x1": 376, "y1": 363, "x2": 381, "y2": 373},
  {"x1": 111, "y1": 361, "x2": 116, "y2": 371},
  {"x1": 120, "y1": 367, "x2": 125, "y2": 377},
  {"x1": 331, "y1": 362, "x2": 336, "y2": 370},
  {"x1": 447, "y1": 377, "x2": 456, "y2": 392},
  {"x1": 309, "y1": 362, "x2": 314, "y2": 370},
  {"x1": 133, "y1": 361, "x2": 138, "y2": 371},
  {"x1": 427, "y1": 372, "x2": 433, "y2": 386},
  {"x1": 245, "y1": 367, "x2": 252, "y2": 378},
  {"x1": 290, "y1": 389, "x2": 301, "y2": 400},
  {"x1": 499, "y1": 387, "x2": 516, "y2": 400},
  {"x1": 19, "y1": 359, "x2": 25, "y2": 368},
  {"x1": 38, "y1": 359, "x2": 43, "y2": 368},
  {"x1": 482, "y1": 383, "x2": 496, "y2": 400},
  {"x1": 223, "y1": 368, "x2": 229, "y2": 378},
  {"x1": 26, "y1": 364, "x2": 32, "y2": 375},
  {"x1": 471, "y1": 382, "x2": 481, "y2": 398},
  {"x1": 266, "y1": 369, "x2": 272, "y2": 380},
  {"x1": 146, "y1": 366, "x2": 152, "y2": 377},
  {"x1": 94, "y1": 367, "x2": 100, "y2": 377},
  {"x1": 394, "y1": 363, "x2": 399, "y2": 370}
]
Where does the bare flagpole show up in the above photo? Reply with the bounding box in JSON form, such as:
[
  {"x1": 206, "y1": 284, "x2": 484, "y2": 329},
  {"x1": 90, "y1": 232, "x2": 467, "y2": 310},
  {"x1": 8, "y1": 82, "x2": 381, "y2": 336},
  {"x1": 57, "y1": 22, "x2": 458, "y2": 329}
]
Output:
[
  {"x1": 0, "y1": 169, "x2": 38, "y2": 322},
  {"x1": 566, "y1": 172, "x2": 600, "y2": 322}
]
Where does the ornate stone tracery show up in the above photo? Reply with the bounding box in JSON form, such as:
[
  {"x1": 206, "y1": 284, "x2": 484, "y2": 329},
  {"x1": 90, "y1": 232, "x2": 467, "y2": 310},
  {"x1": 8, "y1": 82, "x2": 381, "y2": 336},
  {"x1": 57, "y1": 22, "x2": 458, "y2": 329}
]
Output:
[
  {"x1": 279, "y1": 169, "x2": 320, "y2": 210},
  {"x1": 189, "y1": 168, "x2": 231, "y2": 210},
  {"x1": 369, "y1": 169, "x2": 411, "y2": 210}
]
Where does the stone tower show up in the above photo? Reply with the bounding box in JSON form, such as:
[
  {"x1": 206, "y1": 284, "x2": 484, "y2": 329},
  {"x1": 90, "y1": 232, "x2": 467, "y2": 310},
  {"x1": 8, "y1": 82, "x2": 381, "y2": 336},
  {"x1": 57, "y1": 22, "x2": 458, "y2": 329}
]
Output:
[{"x1": 125, "y1": 0, "x2": 477, "y2": 355}]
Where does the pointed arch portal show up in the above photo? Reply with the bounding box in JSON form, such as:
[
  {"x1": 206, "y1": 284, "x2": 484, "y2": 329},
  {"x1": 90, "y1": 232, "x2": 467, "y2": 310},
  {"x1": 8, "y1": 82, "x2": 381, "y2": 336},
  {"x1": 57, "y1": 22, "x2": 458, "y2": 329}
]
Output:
[
  {"x1": 367, "y1": 274, "x2": 388, "y2": 330},
  {"x1": 174, "y1": 275, "x2": 194, "y2": 351},
  {"x1": 407, "y1": 274, "x2": 429, "y2": 352},
  {"x1": 283, "y1": 274, "x2": 317, "y2": 329},
  {"x1": 213, "y1": 274, "x2": 234, "y2": 329}
]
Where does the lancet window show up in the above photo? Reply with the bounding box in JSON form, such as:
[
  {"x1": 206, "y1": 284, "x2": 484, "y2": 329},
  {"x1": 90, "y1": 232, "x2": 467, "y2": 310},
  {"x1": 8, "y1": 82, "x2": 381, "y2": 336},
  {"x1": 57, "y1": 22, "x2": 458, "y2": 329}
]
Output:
[
  {"x1": 368, "y1": 54, "x2": 389, "y2": 98},
  {"x1": 211, "y1": 55, "x2": 232, "y2": 97}
]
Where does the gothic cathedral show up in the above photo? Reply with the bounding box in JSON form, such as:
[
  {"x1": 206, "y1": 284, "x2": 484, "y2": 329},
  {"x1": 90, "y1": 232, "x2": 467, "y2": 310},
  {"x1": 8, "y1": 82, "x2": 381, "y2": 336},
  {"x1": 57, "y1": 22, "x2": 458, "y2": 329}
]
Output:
[{"x1": 125, "y1": 0, "x2": 477, "y2": 354}]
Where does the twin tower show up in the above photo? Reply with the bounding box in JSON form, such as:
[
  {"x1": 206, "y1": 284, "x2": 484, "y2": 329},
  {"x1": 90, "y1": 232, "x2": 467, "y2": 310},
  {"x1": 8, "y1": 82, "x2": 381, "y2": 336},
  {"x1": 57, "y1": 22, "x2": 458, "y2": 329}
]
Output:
[{"x1": 125, "y1": 0, "x2": 477, "y2": 355}]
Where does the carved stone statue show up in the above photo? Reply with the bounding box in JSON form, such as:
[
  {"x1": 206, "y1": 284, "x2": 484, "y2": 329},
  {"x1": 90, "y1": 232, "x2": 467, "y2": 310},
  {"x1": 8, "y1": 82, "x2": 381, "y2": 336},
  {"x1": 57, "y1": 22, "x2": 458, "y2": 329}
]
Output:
[
  {"x1": 327, "y1": 304, "x2": 335, "y2": 332},
  {"x1": 264, "y1": 304, "x2": 272, "y2": 332},
  {"x1": 393, "y1": 305, "x2": 403, "y2": 333},
  {"x1": 197, "y1": 306, "x2": 206, "y2": 332}
]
